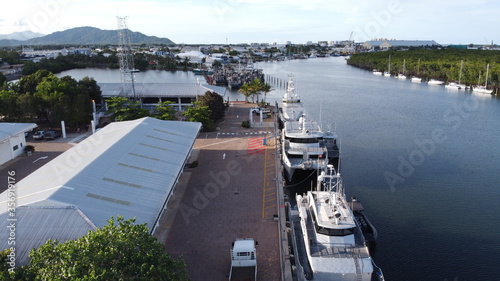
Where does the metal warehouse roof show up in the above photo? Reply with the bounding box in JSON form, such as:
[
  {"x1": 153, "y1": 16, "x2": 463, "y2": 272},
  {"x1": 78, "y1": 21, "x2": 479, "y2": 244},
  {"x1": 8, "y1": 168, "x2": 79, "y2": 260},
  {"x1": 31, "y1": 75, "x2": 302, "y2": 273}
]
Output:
[
  {"x1": 0, "y1": 206, "x2": 95, "y2": 265},
  {"x1": 0, "y1": 123, "x2": 37, "y2": 143},
  {"x1": 0, "y1": 117, "x2": 201, "y2": 233},
  {"x1": 98, "y1": 82, "x2": 226, "y2": 98}
]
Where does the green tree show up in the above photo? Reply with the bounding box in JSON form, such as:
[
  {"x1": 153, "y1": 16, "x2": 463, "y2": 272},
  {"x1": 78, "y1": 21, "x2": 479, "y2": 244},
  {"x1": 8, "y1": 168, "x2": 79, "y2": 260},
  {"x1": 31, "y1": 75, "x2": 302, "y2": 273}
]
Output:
[
  {"x1": 249, "y1": 78, "x2": 263, "y2": 103},
  {"x1": 34, "y1": 75, "x2": 70, "y2": 127},
  {"x1": 7, "y1": 217, "x2": 189, "y2": 281},
  {"x1": 19, "y1": 69, "x2": 51, "y2": 95},
  {"x1": 78, "y1": 77, "x2": 102, "y2": 102},
  {"x1": 153, "y1": 101, "x2": 176, "y2": 120},
  {"x1": 0, "y1": 72, "x2": 6, "y2": 86},
  {"x1": 0, "y1": 90, "x2": 21, "y2": 121},
  {"x1": 260, "y1": 82, "x2": 273, "y2": 105},
  {"x1": 183, "y1": 101, "x2": 214, "y2": 131},
  {"x1": 238, "y1": 83, "x2": 253, "y2": 103},
  {"x1": 198, "y1": 91, "x2": 225, "y2": 122},
  {"x1": 106, "y1": 97, "x2": 149, "y2": 121}
]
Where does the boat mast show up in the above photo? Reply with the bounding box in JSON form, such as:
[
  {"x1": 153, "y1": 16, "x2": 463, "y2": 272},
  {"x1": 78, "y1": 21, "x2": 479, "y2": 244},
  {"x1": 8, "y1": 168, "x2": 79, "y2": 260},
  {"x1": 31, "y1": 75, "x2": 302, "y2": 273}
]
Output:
[
  {"x1": 485, "y1": 64, "x2": 490, "y2": 89},
  {"x1": 459, "y1": 60, "x2": 463, "y2": 84}
]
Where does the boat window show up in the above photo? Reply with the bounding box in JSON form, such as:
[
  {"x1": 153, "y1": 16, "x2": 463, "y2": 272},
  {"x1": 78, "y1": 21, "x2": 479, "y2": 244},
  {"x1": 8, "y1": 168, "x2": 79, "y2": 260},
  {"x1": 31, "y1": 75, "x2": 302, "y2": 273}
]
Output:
[{"x1": 288, "y1": 137, "x2": 320, "y2": 143}]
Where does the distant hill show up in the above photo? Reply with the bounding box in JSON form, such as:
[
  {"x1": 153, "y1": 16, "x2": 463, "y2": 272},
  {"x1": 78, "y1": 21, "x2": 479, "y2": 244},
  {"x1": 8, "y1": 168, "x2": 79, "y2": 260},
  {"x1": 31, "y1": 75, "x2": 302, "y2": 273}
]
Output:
[
  {"x1": 0, "y1": 26, "x2": 174, "y2": 46},
  {"x1": 0, "y1": 31, "x2": 44, "y2": 40}
]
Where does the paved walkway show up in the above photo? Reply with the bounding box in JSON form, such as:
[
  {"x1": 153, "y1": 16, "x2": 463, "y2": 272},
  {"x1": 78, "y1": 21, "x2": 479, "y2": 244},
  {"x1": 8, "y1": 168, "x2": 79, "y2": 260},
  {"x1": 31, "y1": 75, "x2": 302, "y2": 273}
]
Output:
[{"x1": 155, "y1": 103, "x2": 281, "y2": 281}]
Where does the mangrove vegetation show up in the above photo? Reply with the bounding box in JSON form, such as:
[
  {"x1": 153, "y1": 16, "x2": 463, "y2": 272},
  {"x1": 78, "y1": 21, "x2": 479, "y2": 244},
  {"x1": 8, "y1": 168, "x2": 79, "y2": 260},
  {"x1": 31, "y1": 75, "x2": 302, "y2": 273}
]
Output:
[{"x1": 347, "y1": 49, "x2": 499, "y2": 91}]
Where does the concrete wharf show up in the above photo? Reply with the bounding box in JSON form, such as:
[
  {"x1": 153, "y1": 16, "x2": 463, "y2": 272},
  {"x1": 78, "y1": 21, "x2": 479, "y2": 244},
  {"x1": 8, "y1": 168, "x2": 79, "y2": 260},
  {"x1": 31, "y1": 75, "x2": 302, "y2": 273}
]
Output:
[{"x1": 154, "y1": 102, "x2": 292, "y2": 281}]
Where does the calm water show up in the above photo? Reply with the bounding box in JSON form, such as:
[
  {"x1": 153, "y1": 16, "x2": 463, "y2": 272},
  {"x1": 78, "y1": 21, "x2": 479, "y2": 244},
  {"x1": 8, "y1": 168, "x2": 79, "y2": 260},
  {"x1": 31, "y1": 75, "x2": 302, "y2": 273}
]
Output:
[
  {"x1": 60, "y1": 62, "x2": 500, "y2": 280},
  {"x1": 258, "y1": 58, "x2": 500, "y2": 281}
]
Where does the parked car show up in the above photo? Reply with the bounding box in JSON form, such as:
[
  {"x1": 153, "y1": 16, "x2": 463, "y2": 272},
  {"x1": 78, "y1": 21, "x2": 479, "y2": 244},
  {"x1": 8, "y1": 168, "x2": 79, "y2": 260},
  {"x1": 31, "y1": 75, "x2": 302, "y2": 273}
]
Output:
[
  {"x1": 44, "y1": 130, "x2": 62, "y2": 140},
  {"x1": 33, "y1": 131, "x2": 45, "y2": 140},
  {"x1": 251, "y1": 107, "x2": 271, "y2": 115}
]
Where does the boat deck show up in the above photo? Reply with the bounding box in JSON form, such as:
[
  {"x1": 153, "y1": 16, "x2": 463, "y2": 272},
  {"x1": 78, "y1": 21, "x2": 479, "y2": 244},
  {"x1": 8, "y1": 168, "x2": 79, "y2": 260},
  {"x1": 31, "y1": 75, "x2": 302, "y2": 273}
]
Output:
[{"x1": 302, "y1": 207, "x2": 370, "y2": 258}]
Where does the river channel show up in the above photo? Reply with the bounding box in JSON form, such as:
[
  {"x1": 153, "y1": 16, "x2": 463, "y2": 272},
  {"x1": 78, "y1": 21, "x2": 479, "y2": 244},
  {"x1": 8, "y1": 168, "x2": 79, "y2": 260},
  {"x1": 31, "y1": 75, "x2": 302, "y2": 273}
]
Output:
[{"x1": 60, "y1": 58, "x2": 500, "y2": 280}]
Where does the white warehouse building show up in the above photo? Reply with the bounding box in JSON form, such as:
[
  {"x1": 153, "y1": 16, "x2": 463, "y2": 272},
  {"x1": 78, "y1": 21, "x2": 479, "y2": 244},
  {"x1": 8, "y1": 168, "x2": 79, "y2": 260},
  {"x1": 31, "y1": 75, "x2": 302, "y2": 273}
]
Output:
[
  {"x1": 0, "y1": 117, "x2": 201, "y2": 265},
  {"x1": 0, "y1": 123, "x2": 37, "y2": 165}
]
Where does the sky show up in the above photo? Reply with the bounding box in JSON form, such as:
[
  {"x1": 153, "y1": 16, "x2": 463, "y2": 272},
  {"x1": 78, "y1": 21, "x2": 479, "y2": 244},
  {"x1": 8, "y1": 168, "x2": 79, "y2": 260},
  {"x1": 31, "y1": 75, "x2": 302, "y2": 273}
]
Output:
[{"x1": 1, "y1": 0, "x2": 499, "y2": 45}]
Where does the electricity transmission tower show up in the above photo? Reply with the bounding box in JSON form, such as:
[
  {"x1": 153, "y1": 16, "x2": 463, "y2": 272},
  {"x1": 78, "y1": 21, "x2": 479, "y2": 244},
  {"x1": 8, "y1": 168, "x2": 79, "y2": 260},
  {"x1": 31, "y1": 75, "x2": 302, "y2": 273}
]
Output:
[{"x1": 117, "y1": 16, "x2": 136, "y2": 99}]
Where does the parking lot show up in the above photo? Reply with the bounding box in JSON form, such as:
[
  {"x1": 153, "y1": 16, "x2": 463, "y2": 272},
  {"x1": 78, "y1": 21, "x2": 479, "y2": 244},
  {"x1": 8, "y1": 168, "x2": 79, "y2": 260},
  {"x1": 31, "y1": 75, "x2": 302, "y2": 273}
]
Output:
[{"x1": 0, "y1": 132, "x2": 89, "y2": 193}]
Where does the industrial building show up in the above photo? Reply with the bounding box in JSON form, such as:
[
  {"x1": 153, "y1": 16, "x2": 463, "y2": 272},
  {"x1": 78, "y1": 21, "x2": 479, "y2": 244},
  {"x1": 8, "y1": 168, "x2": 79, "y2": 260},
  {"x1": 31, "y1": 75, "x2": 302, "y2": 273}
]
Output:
[{"x1": 0, "y1": 117, "x2": 201, "y2": 265}]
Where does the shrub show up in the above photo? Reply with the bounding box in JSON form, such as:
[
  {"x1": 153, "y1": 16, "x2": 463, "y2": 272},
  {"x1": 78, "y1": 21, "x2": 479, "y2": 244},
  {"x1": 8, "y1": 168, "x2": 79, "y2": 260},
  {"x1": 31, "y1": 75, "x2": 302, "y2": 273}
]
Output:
[{"x1": 241, "y1": 120, "x2": 250, "y2": 128}]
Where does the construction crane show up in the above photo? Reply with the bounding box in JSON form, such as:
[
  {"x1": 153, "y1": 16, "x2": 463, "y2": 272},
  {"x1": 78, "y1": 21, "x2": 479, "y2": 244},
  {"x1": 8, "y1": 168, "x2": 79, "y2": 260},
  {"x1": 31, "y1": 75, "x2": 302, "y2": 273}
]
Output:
[{"x1": 342, "y1": 31, "x2": 354, "y2": 55}]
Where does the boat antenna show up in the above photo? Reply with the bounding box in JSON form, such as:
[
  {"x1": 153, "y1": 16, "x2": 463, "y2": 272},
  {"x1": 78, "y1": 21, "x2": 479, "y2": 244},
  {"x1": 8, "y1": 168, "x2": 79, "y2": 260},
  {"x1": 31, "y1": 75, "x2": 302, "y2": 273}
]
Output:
[
  {"x1": 319, "y1": 102, "x2": 323, "y2": 129},
  {"x1": 337, "y1": 140, "x2": 341, "y2": 173}
]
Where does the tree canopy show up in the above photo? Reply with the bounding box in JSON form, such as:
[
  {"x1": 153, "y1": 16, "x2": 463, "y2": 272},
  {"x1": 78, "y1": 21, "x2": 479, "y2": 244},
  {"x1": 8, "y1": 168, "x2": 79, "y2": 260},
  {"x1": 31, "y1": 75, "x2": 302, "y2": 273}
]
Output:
[
  {"x1": 197, "y1": 91, "x2": 225, "y2": 122},
  {"x1": 1, "y1": 216, "x2": 189, "y2": 281},
  {"x1": 106, "y1": 97, "x2": 150, "y2": 121},
  {"x1": 0, "y1": 70, "x2": 100, "y2": 127},
  {"x1": 182, "y1": 101, "x2": 214, "y2": 131}
]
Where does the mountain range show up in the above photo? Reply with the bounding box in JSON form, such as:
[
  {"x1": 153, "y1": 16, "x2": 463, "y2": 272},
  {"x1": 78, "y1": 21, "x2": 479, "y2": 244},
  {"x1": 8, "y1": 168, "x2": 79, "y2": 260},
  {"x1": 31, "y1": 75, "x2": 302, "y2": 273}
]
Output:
[
  {"x1": 0, "y1": 31, "x2": 44, "y2": 41},
  {"x1": 0, "y1": 26, "x2": 174, "y2": 46}
]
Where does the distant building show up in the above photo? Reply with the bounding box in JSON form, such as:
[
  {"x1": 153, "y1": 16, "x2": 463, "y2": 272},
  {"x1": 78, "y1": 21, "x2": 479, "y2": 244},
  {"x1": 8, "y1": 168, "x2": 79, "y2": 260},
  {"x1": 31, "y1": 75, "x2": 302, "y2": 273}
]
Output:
[
  {"x1": 0, "y1": 117, "x2": 201, "y2": 265},
  {"x1": 363, "y1": 40, "x2": 440, "y2": 50},
  {"x1": 0, "y1": 123, "x2": 37, "y2": 165}
]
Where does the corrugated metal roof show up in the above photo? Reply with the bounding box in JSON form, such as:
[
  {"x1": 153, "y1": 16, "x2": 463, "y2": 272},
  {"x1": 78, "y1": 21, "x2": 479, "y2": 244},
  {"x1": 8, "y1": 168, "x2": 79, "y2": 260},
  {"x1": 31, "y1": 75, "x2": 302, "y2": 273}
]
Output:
[
  {"x1": 0, "y1": 123, "x2": 37, "y2": 143},
  {"x1": 98, "y1": 82, "x2": 226, "y2": 98},
  {"x1": 0, "y1": 206, "x2": 95, "y2": 265},
  {"x1": 0, "y1": 117, "x2": 201, "y2": 230}
]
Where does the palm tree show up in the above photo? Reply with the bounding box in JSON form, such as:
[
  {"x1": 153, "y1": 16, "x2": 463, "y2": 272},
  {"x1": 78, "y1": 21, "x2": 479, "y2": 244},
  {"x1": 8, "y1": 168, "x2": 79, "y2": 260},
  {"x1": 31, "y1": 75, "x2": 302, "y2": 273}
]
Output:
[
  {"x1": 238, "y1": 83, "x2": 252, "y2": 103},
  {"x1": 249, "y1": 78, "x2": 263, "y2": 103},
  {"x1": 260, "y1": 82, "x2": 273, "y2": 105}
]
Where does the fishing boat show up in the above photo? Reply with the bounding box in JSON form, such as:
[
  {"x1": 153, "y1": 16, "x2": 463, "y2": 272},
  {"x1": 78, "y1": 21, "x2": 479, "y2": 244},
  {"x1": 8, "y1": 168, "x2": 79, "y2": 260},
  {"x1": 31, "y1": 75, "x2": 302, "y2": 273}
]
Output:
[{"x1": 291, "y1": 165, "x2": 384, "y2": 280}]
